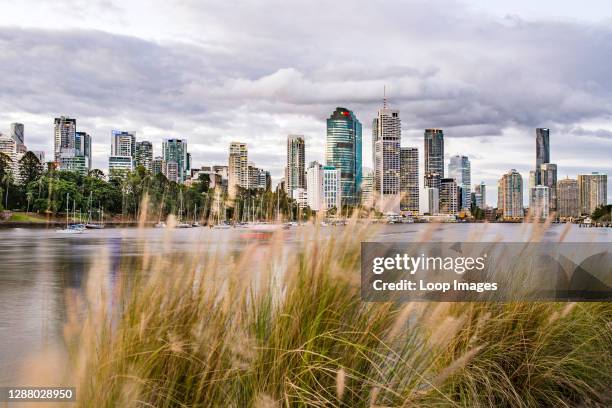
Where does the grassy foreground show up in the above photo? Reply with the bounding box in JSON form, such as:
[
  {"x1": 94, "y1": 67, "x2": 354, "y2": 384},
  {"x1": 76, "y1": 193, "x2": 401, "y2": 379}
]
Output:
[{"x1": 66, "y1": 220, "x2": 612, "y2": 407}]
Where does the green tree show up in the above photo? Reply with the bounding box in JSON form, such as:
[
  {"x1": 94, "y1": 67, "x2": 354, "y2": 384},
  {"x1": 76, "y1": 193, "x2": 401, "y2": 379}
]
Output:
[
  {"x1": 88, "y1": 169, "x2": 105, "y2": 180},
  {"x1": 2, "y1": 170, "x2": 14, "y2": 210},
  {"x1": 196, "y1": 173, "x2": 210, "y2": 192},
  {"x1": 18, "y1": 151, "x2": 43, "y2": 186},
  {"x1": 0, "y1": 152, "x2": 12, "y2": 182},
  {"x1": 591, "y1": 204, "x2": 611, "y2": 222},
  {"x1": 470, "y1": 203, "x2": 485, "y2": 220},
  {"x1": 25, "y1": 190, "x2": 34, "y2": 213}
]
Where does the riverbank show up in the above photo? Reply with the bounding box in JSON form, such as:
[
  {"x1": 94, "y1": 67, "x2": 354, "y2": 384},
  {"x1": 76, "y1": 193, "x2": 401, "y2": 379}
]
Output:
[
  {"x1": 0, "y1": 211, "x2": 144, "y2": 229},
  {"x1": 1, "y1": 211, "x2": 611, "y2": 229}
]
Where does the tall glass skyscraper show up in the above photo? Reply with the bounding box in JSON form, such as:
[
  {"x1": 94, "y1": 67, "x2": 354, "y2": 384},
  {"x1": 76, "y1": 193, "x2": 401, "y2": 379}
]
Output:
[
  {"x1": 75, "y1": 131, "x2": 92, "y2": 173},
  {"x1": 448, "y1": 155, "x2": 471, "y2": 210},
  {"x1": 163, "y1": 138, "x2": 189, "y2": 183},
  {"x1": 535, "y1": 128, "x2": 550, "y2": 173},
  {"x1": 533, "y1": 128, "x2": 557, "y2": 212},
  {"x1": 10, "y1": 123, "x2": 24, "y2": 145},
  {"x1": 325, "y1": 107, "x2": 362, "y2": 206},
  {"x1": 424, "y1": 129, "x2": 444, "y2": 186}
]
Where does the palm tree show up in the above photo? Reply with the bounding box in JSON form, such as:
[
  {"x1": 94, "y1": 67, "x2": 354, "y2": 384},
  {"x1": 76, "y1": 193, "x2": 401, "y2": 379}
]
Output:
[
  {"x1": 2, "y1": 171, "x2": 13, "y2": 210},
  {"x1": 26, "y1": 190, "x2": 34, "y2": 214}
]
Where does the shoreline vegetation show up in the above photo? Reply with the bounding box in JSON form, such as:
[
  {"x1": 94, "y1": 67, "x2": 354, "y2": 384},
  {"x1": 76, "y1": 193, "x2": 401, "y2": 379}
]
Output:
[
  {"x1": 37, "y1": 205, "x2": 611, "y2": 407},
  {"x1": 1, "y1": 154, "x2": 610, "y2": 228}
]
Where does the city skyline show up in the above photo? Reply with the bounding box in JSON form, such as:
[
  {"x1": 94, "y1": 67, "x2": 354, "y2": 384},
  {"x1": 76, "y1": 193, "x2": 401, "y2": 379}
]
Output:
[
  {"x1": 0, "y1": 114, "x2": 609, "y2": 210},
  {"x1": 0, "y1": 1, "x2": 611, "y2": 204}
]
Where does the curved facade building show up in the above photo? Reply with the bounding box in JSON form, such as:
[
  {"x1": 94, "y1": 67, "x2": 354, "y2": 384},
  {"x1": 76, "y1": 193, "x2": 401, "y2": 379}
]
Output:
[{"x1": 325, "y1": 107, "x2": 362, "y2": 206}]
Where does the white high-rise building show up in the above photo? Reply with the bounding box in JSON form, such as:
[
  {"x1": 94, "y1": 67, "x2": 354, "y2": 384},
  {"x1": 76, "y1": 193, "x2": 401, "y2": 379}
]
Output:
[
  {"x1": 108, "y1": 156, "x2": 133, "y2": 175},
  {"x1": 372, "y1": 98, "x2": 401, "y2": 213},
  {"x1": 306, "y1": 162, "x2": 342, "y2": 212},
  {"x1": 530, "y1": 186, "x2": 550, "y2": 220},
  {"x1": 228, "y1": 142, "x2": 249, "y2": 197},
  {"x1": 111, "y1": 130, "x2": 136, "y2": 157},
  {"x1": 292, "y1": 188, "x2": 308, "y2": 209},
  {"x1": 108, "y1": 130, "x2": 136, "y2": 177},
  {"x1": 306, "y1": 161, "x2": 324, "y2": 212},
  {"x1": 448, "y1": 155, "x2": 471, "y2": 210},
  {"x1": 361, "y1": 169, "x2": 374, "y2": 209},
  {"x1": 323, "y1": 166, "x2": 342, "y2": 211},
  {"x1": 0, "y1": 133, "x2": 17, "y2": 176},
  {"x1": 420, "y1": 187, "x2": 440, "y2": 215}
]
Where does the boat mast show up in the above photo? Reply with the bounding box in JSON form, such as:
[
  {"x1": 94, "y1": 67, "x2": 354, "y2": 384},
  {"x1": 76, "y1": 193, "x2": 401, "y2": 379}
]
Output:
[
  {"x1": 276, "y1": 190, "x2": 280, "y2": 223},
  {"x1": 87, "y1": 192, "x2": 93, "y2": 224}
]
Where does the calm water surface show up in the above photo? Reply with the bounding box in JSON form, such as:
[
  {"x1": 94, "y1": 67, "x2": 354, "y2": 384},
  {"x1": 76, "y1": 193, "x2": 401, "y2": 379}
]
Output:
[{"x1": 0, "y1": 223, "x2": 610, "y2": 384}]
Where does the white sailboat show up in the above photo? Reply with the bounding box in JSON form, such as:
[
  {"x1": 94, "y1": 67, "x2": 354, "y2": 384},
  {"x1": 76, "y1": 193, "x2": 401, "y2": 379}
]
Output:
[
  {"x1": 57, "y1": 193, "x2": 83, "y2": 234},
  {"x1": 154, "y1": 189, "x2": 167, "y2": 228},
  {"x1": 85, "y1": 193, "x2": 105, "y2": 229},
  {"x1": 192, "y1": 204, "x2": 201, "y2": 227},
  {"x1": 175, "y1": 190, "x2": 192, "y2": 228},
  {"x1": 213, "y1": 191, "x2": 231, "y2": 228}
]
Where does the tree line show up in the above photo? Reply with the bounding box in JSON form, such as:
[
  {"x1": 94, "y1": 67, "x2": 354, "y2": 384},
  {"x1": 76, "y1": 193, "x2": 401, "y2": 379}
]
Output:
[{"x1": 0, "y1": 152, "x2": 311, "y2": 223}]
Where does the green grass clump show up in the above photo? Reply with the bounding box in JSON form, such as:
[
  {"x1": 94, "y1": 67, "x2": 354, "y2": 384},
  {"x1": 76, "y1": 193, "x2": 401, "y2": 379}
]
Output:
[
  {"x1": 8, "y1": 212, "x2": 46, "y2": 222},
  {"x1": 68, "y1": 222, "x2": 612, "y2": 407}
]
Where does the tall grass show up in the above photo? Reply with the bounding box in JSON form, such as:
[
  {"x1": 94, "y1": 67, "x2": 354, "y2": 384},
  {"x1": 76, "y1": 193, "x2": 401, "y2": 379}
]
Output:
[{"x1": 66, "y1": 218, "x2": 612, "y2": 407}]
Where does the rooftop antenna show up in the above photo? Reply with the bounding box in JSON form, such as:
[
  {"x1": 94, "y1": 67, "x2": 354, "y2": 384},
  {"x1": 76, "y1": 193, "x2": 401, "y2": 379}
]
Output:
[{"x1": 383, "y1": 85, "x2": 388, "y2": 108}]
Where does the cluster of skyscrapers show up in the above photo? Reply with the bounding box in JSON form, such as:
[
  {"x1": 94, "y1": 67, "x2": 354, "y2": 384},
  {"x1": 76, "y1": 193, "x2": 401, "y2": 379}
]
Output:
[
  {"x1": 53, "y1": 116, "x2": 92, "y2": 175},
  {"x1": 0, "y1": 110, "x2": 608, "y2": 220},
  {"x1": 226, "y1": 142, "x2": 271, "y2": 196},
  {"x1": 265, "y1": 101, "x2": 478, "y2": 217},
  {"x1": 497, "y1": 128, "x2": 608, "y2": 220},
  {"x1": 108, "y1": 129, "x2": 191, "y2": 183},
  {"x1": 362, "y1": 100, "x2": 480, "y2": 217},
  {"x1": 274, "y1": 107, "x2": 363, "y2": 212}
]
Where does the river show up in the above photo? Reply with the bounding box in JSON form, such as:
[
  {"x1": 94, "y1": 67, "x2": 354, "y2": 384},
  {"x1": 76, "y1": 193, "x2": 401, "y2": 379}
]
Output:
[{"x1": 0, "y1": 223, "x2": 610, "y2": 385}]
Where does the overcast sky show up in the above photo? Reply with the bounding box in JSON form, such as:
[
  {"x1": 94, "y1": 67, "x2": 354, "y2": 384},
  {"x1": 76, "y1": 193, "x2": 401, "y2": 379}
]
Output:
[{"x1": 0, "y1": 0, "x2": 610, "y2": 205}]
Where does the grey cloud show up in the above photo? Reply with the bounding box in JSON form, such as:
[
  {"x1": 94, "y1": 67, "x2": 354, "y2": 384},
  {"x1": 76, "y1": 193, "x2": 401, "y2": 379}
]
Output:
[
  {"x1": 0, "y1": 0, "x2": 611, "y2": 192},
  {"x1": 568, "y1": 126, "x2": 612, "y2": 139}
]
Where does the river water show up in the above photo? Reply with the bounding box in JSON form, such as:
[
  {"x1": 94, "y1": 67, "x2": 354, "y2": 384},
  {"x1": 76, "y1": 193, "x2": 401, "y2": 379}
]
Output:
[{"x1": 0, "y1": 223, "x2": 610, "y2": 385}]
